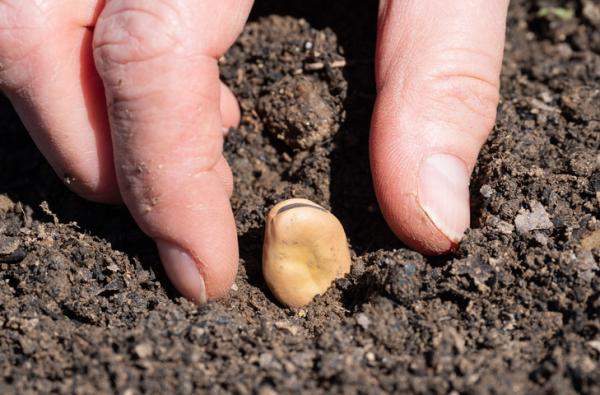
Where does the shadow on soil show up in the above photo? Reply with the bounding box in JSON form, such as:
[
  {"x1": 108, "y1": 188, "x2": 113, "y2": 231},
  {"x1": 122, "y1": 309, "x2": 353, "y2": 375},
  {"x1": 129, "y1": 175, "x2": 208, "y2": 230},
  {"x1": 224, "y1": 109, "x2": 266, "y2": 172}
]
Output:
[{"x1": 0, "y1": 95, "x2": 170, "y2": 289}]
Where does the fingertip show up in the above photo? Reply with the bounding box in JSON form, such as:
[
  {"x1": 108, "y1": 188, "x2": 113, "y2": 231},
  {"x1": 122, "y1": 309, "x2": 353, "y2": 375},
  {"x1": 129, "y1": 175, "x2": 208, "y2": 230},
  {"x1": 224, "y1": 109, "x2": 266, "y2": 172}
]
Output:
[
  {"x1": 193, "y1": 234, "x2": 239, "y2": 301},
  {"x1": 71, "y1": 186, "x2": 122, "y2": 205},
  {"x1": 157, "y1": 235, "x2": 238, "y2": 303},
  {"x1": 371, "y1": 0, "x2": 507, "y2": 256},
  {"x1": 0, "y1": 26, "x2": 119, "y2": 207},
  {"x1": 214, "y1": 155, "x2": 234, "y2": 198},
  {"x1": 220, "y1": 81, "x2": 240, "y2": 130},
  {"x1": 374, "y1": 182, "x2": 458, "y2": 256},
  {"x1": 370, "y1": 96, "x2": 472, "y2": 256}
]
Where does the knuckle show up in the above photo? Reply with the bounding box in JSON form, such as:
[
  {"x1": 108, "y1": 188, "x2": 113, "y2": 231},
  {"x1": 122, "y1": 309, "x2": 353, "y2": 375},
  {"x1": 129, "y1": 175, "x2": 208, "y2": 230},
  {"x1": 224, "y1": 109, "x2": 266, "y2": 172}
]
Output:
[
  {"x1": 0, "y1": 1, "x2": 49, "y2": 80},
  {"x1": 425, "y1": 72, "x2": 500, "y2": 142},
  {"x1": 93, "y1": 2, "x2": 183, "y2": 75},
  {"x1": 440, "y1": 74, "x2": 499, "y2": 122},
  {"x1": 117, "y1": 159, "x2": 162, "y2": 220},
  {"x1": 66, "y1": 180, "x2": 119, "y2": 204}
]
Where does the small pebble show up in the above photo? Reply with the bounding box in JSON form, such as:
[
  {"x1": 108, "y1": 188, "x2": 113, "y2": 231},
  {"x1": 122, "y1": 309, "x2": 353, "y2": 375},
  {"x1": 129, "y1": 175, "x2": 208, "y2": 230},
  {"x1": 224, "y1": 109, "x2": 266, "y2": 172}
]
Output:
[
  {"x1": 581, "y1": 229, "x2": 600, "y2": 251},
  {"x1": 497, "y1": 221, "x2": 515, "y2": 235},
  {"x1": 480, "y1": 184, "x2": 494, "y2": 199},
  {"x1": 0, "y1": 236, "x2": 20, "y2": 255},
  {"x1": 134, "y1": 343, "x2": 153, "y2": 359},
  {"x1": 514, "y1": 201, "x2": 553, "y2": 235},
  {"x1": 588, "y1": 340, "x2": 600, "y2": 353},
  {"x1": 365, "y1": 352, "x2": 376, "y2": 364},
  {"x1": 403, "y1": 263, "x2": 416, "y2": 276},
  {"x1": 534, "y1": 233, "x2": 548, "y2": 246},
  {"x1": 0, "y1": 195, "x2": 14, "y2": 213},
  {"x1": 274, "y1": 321, "x2": 301, "y2": 336},
  {"x1": 356, "y1": 313, "x2": 371, "y2": 330}
]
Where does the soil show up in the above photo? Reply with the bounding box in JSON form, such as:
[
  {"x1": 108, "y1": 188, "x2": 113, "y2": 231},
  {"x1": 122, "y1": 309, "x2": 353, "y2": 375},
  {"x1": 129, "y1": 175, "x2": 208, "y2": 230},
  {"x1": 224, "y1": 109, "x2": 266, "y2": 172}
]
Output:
[{"x1": 1, "y1": 0, "x2": 599, "y2": 394}]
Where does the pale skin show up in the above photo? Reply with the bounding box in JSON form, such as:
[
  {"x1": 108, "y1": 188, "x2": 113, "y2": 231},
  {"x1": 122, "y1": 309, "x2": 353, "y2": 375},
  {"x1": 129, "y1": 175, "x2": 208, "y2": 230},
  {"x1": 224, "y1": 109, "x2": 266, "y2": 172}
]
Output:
[{"x1": 0, "y1": 0, "x2": 509, "y2": 303}]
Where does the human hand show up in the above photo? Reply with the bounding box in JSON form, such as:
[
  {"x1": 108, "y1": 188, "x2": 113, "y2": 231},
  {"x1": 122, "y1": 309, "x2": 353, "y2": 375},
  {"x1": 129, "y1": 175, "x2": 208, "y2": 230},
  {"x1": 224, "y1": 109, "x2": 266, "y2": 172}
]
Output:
[
  {"x1": 370, "y1": 0, "x2": 509, "y2": 254},
  {"x1": 0, "y1": 0, "x2": 253, "y2": 303},
  {"x1": 0, "y1": 0, "x2": 509, "y2": 304}
]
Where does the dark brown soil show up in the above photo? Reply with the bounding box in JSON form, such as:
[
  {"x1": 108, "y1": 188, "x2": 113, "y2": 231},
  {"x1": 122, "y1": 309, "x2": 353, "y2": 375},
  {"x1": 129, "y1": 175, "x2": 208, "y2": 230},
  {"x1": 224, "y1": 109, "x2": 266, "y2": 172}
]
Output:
[{"x1": 1, "y1": 1, "x2": 599, "y2": 394}]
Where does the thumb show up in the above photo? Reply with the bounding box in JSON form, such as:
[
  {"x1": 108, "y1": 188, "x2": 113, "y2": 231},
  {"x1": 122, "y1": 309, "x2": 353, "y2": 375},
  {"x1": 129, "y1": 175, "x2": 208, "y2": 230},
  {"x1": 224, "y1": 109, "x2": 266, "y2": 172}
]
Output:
[
  {"x1": 93, "y1": 0, "x2": 253, "y2": 302},
  {"x1": 371, "y1": 0, "x2": 509, "y2": 254}
]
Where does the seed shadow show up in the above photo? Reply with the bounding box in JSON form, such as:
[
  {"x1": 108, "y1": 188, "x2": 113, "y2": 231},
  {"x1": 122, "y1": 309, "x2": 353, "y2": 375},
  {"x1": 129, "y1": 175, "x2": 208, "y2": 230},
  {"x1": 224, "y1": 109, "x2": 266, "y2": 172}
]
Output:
[{"x1": 238, "y1": 226, "x2": 266, "y2": 288}]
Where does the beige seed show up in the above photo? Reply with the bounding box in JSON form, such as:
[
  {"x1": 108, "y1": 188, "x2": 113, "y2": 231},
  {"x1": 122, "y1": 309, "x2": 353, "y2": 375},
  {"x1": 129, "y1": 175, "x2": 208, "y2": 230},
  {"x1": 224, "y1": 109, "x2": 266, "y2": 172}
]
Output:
[{"x1": 262, "y1": 198, "x2": 351, "y2": 308}]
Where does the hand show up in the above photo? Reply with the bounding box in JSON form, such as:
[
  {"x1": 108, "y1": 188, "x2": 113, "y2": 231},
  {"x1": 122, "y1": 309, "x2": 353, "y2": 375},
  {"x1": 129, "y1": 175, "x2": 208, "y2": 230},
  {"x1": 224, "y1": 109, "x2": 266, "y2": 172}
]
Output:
[
  {"x1": 0, "y1": 0, "x2": 509, "y2": 304},
  {"x1": 370, "y1": 0, "x2": 509, "y2": 254},
  {"x1": 0, "y1": 0, "x2": 253, "y2": 303}
]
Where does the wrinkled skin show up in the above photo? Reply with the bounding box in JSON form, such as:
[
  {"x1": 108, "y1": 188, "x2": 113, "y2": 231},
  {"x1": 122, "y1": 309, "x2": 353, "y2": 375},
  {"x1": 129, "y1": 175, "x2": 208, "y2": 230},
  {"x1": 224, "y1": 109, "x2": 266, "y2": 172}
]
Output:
[{"x1": 0, "y1": 0, "x2": 509, "y2": 303}]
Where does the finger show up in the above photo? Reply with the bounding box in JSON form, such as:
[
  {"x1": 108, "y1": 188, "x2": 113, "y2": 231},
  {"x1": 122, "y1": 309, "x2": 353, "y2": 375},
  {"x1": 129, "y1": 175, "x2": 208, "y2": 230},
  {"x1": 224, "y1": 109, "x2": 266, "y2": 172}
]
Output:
[
  {"x1": 220, "y1": 81, "x2": 240, "y2": 132},
  {"x1": 0, "y1": 1, "x2": 119, "y2": 203},
  {"x1": 214, "y1": 155, "x2": 234, "y2": 198},
  {"x1": 371, "y1": 0, "x2": 509, "y2": 255},
  {"x1": 93, "y1": 0, "x2": 253, "y2": 302}
]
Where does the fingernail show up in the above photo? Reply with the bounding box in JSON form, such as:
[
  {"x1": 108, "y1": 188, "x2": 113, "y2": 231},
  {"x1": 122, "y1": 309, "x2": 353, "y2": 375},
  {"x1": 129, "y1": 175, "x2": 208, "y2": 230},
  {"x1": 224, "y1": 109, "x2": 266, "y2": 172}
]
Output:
[
  {"x1": 156, "y1": 240, "x2": 207, "y2": 304},
  {"x1": 222, "y1": 127, "x2": 230, "y2": 136},
  {"x1": 418, "y1": 154, "x2": 471, "y2": 243}
]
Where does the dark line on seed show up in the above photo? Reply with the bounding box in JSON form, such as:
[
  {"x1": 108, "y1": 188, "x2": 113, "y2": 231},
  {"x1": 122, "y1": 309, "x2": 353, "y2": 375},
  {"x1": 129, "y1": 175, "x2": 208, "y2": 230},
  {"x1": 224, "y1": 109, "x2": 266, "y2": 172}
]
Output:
[{"x1": 277, "y1": 203, "x2": 328, "y2": 215}]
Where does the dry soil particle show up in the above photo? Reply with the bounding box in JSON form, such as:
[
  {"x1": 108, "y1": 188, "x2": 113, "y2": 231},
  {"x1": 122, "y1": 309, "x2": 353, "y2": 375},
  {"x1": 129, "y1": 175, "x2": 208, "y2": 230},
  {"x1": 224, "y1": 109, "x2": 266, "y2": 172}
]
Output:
[{"x1": 0, "y1": 1, "x2": 599, "y2": 394}]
